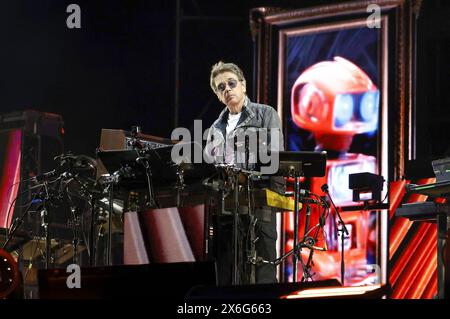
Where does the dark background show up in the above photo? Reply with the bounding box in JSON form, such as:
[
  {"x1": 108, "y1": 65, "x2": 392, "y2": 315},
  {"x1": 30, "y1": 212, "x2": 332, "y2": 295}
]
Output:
[{"x1": 0, "y1": 0, "x2": 449, "y2": 171}]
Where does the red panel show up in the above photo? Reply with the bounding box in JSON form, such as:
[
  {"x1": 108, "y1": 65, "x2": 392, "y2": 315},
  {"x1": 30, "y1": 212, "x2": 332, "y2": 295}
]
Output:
[
  {"x1": 422, "y1": 268, "x2": 438, "y2": 299},
  {"x1": 389, "y1": 177, "x2": 441, "y2": 299},
  {"x1": 390, "y1": 223, "x2": 431, "y2": 285},
  {"x1": 123, "y1": 211, "x2": 149, "y2": 265},
  {"x1": 389, "y1": 218, "x2": 414, "y2": 259},
  {"x1": 405, "y1": 234, "x2": 437, "y2": 299},
  {"x1": 389, "y1": 178, "x2": 435, "y2": 259},
  {"x1": 389, "y1": 180, "x2": 408, "y2": 220},
  {"x1": 139, "y1": 208, "x2": 195, "y2": 263},
  {"x1": 391, "y1": 223, "x2": 436, "y2": 298},
  {"x1": 178, "y1": 205, "x2": 205, "y2": 261},
  {"x1": 0, "y1": 129, "x2": 22, "y2": 229}
]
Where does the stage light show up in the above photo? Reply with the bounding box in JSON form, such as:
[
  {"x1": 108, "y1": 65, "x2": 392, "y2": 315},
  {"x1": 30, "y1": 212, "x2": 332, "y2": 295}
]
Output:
[
  {"x1": 281, "y1": 284, "x2": 383, "y2": 299},
  {"x1": 348, "y1": 172, "x2": 384, "y2": 203}
]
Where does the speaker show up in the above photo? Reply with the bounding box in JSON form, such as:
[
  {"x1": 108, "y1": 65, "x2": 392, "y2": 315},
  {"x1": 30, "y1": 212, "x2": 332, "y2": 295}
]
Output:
[
  {"x1": 38, "y1": 261, "x2": 217, "y2": 299},
  {"x1": 0, "y1": 110, "x2": 64, "y2": 229}
]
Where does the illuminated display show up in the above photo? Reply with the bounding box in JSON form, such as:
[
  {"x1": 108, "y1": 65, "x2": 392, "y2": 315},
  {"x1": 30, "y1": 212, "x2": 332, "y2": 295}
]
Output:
[
  {"x1": 278, "y1": 20, "x2": 388, "y2": 286},
  {"x1": 0, "y1": 129, "x2": 22, "y2": 229}
]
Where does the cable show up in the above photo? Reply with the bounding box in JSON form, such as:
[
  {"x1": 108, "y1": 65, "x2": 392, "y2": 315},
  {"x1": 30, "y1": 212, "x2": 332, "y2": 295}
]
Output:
[
  {"x1": 23, "y1": 237, "x2": 40, "y2": 282},
  {"x1": 3, "y1": 185, "x2": 44, "y2": 250},
  {"x1": 380, "y1": 190, "x2": 389, "y2": 204},
  {"x1": 4, "y1": 182, "x2": 47, "y2": 234}
]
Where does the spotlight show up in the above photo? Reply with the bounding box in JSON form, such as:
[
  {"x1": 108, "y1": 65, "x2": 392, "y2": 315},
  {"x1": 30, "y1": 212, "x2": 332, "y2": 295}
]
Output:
[{"x1": 348, "y1": 172, "x2": 384, "y2": 203}]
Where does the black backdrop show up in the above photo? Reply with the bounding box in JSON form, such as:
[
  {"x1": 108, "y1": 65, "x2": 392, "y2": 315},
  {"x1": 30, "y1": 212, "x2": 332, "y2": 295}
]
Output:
[{"x1": 0, "y1": 0, "x2": 448, "y2": 170}]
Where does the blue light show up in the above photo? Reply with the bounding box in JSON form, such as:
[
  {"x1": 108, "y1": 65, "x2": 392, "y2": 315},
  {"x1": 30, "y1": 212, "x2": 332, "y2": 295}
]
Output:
[
  {"x1": 359, "y1": 91, "x2": 379, "y2": 122},
  {"x1": 334, "y1": 94, "x2": 354, "y2": 127}
]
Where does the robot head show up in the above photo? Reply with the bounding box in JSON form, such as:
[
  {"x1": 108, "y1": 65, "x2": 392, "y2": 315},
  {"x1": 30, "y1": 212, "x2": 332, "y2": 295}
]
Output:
[{"x1": 291, "y1": 57, "x2": 379, "y2": 152}]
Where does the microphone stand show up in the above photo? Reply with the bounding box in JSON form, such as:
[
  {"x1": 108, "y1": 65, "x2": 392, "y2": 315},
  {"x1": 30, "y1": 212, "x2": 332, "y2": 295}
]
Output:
[
  {"x1": 231, "y1": 167, "x2": 240, "y2": 285},
  {"x1": 88, "y1": 175, "x2": 108, "y2": 267},
  {"x1": 107, "y1": 179, "x2": 114, "y2": 266},
  {"x1": 244, "y1": 134, "x2": 258, "y2": 284},
  {"x1": 304, "y1": 203, "x2": 311, "y2": 239},
  {"x1": 89, "y1": 194, "x2": 97, "y2": 267},
  {"x1": 300, "y1": 203, "x2": 311, "y2": 281},
  {"x1": 321, "y1": 184, "x2": 349, "y2": 286},
  {"x1": 231, "y1": 131, "x2": 246, "y2": 285},
  {"x1": 138, "y1": 157, "x2": 157, "y2": 208},
  {"x1": 36, "y1": 179, "x2": 53, "y2": 269},
  {"x1": 292, "y1": 172, "x2": 301, "y2": 282}
]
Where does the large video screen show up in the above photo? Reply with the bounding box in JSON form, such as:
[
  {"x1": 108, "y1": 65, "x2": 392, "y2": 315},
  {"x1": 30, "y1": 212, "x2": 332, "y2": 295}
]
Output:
[{"x1": 278, "y1": 19, "x2": 388, "y2": 286}]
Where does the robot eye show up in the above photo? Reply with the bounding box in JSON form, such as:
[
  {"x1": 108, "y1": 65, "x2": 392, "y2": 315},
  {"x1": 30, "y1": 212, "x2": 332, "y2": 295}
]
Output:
[
  {"x1": 333, "y1": 94, "x2": 354, "y2": 127},
  {"x1": 297, "y1": 84, "x2": 327, "y2": 123},
  {"x1": 359, "y1": 91, "x2": 379, "y2": 123}
]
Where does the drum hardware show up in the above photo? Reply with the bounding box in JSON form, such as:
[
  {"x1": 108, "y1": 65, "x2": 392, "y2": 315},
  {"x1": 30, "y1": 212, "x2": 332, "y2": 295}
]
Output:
[
  {"x1": 0, "y1": 248, "x2": 20, "y2": 298},
  {"x1": 3, "y1": 153, "x2": 103, "y2": 271},
  {"x1": 135, "y1": 155, "x2": 157, "y2": 209}
]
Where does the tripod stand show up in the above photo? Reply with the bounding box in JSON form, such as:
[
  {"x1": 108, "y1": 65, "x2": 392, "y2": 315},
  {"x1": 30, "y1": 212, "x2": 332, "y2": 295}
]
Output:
[
  {"x1": 291, "y1": 169, "x2": 302, "y2": 282},
  {"x1": 215, "y1": 164, "x2": 260, "y2": 285},
  {"x1": 261, "y1": 151, "x2": 327, "y2": 282},
  {"x1": 5, "y1": 177, "x2": 59, "y2": 269}
]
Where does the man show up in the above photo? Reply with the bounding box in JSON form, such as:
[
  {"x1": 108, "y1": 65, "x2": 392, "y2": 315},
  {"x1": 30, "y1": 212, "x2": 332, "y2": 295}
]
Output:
[{"x1": 205, "y1": 61, "x2": 285, "y2": 285}]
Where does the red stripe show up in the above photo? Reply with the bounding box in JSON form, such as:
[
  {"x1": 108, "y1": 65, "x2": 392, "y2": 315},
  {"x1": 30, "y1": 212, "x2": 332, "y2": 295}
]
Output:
[
  {"x1": 405, "y1": 233, "x2": 437, "y2": 299},
  {"x1": 389, "y1": 178, "x2": 434, "y2": 259},
  {"x1": 390, "y1": 223, "x2": 431, "y2": 285},
  {"x1": 389, "y1": 180, "x2": 407, "y2": 220},
  {"x1": 391, "y1": 224, "x2": 435, "y2": 298},
  {"x1": 422, "y1": 268, "x2": 438, "y2": 299},
  {"x1": 389, "y1": 217, "x2": 414, "y2": 259}
]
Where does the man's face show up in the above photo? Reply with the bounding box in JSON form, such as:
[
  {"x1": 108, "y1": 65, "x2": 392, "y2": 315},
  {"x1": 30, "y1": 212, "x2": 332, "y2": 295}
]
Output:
[{"x1": 214, "y1": 71, "x2": 246, "y2": 114}]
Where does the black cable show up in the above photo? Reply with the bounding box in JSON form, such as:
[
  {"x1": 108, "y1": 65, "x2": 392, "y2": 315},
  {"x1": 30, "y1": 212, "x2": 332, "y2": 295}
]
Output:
[
  {"x1": 3, "y1": 185, "x2": 44, "y2": 250},
  {"x1": 380, "y1": 190, "x2": 389, "y2": 203},
  {"x1": 4, "y1": 182, "x2": 47, "y2": 235},
  {"x1": 295, "y1": 191, "x2": 330, "y2": 281},
  {"x1": 303, "y1": 248, "x2": 315, "y2": 282}
]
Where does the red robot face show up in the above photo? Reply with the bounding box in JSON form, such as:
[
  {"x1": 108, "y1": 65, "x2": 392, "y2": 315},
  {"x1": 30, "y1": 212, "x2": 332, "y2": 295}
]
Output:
[{"x1": 291, "y1": 57, "x2": 379, "y2": 138}]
